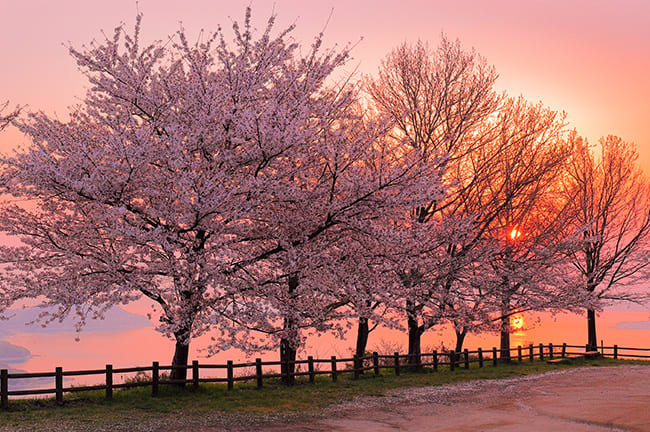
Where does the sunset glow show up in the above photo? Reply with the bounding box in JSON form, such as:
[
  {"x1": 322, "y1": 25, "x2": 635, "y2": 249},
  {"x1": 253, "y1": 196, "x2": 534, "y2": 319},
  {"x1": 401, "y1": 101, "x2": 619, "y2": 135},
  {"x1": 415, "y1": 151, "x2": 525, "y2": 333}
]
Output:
[
  {"x1": 0, "y1": 4, "x2": 649, "y2": 428},
  {"x1": 509, "y1": 228, "x2": 522, "y2": 241},
  {"x1": 1, "y1": 1, "x2": 649, "y2": 174}
]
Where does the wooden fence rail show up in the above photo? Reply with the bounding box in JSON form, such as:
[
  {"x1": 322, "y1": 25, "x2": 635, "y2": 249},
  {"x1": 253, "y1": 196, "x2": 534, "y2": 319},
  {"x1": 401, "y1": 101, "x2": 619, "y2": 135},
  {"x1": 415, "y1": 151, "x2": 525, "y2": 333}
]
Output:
[{"x1": 1, "y1": 342, "x2": 648, "y2": 409}]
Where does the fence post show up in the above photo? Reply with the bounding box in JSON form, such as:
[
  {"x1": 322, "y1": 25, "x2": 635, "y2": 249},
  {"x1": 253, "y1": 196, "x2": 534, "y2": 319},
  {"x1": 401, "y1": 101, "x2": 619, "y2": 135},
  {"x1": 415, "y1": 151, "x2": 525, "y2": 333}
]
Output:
[
  {"x1": 464, "y1": 349, "x2": 469, "y2": 369},
  {"x1": 562, "y1": 343, "x2": 567, "y2": 358},
  {"x1": 585, "y1": 343, "x2": 589, "y2": 353},
  {"x1": 1, "y1": 369, "x2": 7, "y2": 409},
  {"x1": 308, "y1": 356, "x2": 315, "y2": 383},
  {"x1": 105, "y1": 364, "x2": 113, "y2": 400},
  {"x1": 478, "y1": 348, "x2": 483, "y2": 368},
  {"x1": 192, "y1": 360, "x2": 199, "y2": 391},
  {"x1": 449, "y1": 351, "x2": 455, "y2": 371},
  {"x1": 55, "y1": 367, "x2": 63, "y2": 405},
  {"x1": 614, "y1": 345, "x2": 618, "y2": 359},
  {"x1": 393, "y1": 352, "x2": 400, "y2": 376},
  {"x1": 255, "y1": 358, "x2": 263, "y2": 389},
  {"x1": 353, "y1": 355, "x2": 360, "y2": 380},
  {"x1": 432, "y1": 350, "x2": 438, "y2": 371},
  {"x1": 517, "y1": 346, "x2": 522, "y2": 363},
  {"x1": 492, "y1": 347, "x2": 497, "y2": 367},
  {"x1": 373, "y1": 352, "x2": 380, "y2": 376},
  {"x1": 529, "y1": 344, "x2": 534, "y2": 362},
  {"x1": 152, "y1": 362, "x2": 159, "y2": 396},
  {"x1": 331, "y1": 356, "x2": 338, "y2": 383},
  {"x1": 227, "y1": 360, "x2": 234, "y2": 391},
  {"x1": 549, "y1": 343, "x2": 554, "y2": 360},
  {"x1": 539, "y1": 343, "x2": 544, "y2": 360}
]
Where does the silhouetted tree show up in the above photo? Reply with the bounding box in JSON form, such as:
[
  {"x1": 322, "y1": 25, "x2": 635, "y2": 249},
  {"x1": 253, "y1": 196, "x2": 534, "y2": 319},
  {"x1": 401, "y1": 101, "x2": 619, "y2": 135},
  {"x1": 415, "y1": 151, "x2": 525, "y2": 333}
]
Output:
[{"x1": 563, "y1": 134, "x2": 650, "y2": 350}]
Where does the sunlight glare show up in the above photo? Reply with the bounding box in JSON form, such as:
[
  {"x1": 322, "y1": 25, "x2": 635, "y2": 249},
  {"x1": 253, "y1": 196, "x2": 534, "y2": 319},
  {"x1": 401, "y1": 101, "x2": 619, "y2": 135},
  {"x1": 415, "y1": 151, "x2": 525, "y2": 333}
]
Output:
[
  {"x1": 512, "y1": 315, "x2": 524, "y2": 331},
  {"x1": 509, "y1": 228, "x2": 522, "y2": 240}
]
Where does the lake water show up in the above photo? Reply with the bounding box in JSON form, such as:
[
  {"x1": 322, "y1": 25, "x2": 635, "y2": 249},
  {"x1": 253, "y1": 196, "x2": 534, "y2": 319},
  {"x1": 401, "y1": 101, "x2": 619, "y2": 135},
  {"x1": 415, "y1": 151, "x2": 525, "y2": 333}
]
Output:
[{"x1": 2, "y1": 308, "x2": 650, "y2": 390}]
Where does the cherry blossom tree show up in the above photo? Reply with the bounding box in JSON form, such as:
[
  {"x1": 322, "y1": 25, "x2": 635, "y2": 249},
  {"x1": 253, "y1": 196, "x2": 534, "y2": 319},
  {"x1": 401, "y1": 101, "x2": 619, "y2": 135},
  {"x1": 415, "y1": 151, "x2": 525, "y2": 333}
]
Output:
[
  {"x1": 367, "y1": 37, "x2": 502, "y2": 367},
  {"x1": 563, "y1": 134, "x2": 650, "y2": 350},
  {"x1": 450, "y1": 97, "x2": 583, "y2": 357},
  {"x1": 0, "y1": 102, "x2": 19, "y2": 131},
  {"x1": 215, "y1": 112, "x2": 444, "y2": 382},
  {"x1": 0, "y1": 9, "x2": 444, "y2": 383}
]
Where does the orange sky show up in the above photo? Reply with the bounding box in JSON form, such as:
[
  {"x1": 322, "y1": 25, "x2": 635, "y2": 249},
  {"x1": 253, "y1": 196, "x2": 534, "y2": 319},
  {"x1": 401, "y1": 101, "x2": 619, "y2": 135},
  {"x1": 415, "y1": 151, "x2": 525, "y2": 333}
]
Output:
[{"x1": 1, "y1": 0, "x2": 649, "y2": 169}]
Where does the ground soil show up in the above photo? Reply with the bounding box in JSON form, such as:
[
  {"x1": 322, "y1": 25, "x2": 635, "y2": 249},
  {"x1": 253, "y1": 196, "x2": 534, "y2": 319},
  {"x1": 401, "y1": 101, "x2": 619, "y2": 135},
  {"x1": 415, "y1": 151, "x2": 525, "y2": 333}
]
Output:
[{"x1": 261, "y1": 365, "x2": 650, "y2": 432}]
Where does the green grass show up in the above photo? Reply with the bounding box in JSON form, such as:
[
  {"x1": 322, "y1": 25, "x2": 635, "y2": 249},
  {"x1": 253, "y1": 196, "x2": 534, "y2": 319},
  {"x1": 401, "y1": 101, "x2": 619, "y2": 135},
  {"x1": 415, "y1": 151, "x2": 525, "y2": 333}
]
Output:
[{"x1": 0, "y1": 357, "x2": 647, "y2": 431}]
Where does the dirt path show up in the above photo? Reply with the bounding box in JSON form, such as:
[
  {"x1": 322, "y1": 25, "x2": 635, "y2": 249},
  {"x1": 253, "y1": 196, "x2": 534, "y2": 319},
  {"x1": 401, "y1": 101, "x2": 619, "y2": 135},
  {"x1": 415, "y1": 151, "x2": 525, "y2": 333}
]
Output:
[{"x1": 262, "y1": 365, "x2": 650, "y2": 432}]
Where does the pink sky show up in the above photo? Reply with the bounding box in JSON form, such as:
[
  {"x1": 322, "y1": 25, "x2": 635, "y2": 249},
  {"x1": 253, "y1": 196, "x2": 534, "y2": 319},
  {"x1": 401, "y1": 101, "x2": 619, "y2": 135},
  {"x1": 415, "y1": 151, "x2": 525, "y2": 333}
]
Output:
[
  {"x1": 7, "y1": 310, "x2": 650, "y2": 377},
  {"x1": 1, "y1": 0, "x2": 649, "y2": 170}
]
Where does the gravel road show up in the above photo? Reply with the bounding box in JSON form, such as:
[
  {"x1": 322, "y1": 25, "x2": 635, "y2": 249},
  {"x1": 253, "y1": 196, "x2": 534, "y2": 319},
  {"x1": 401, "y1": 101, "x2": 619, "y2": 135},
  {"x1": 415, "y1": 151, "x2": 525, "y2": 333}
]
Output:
[{"x1": 261, "y1": 365, "x2": 650, "y2": 432}]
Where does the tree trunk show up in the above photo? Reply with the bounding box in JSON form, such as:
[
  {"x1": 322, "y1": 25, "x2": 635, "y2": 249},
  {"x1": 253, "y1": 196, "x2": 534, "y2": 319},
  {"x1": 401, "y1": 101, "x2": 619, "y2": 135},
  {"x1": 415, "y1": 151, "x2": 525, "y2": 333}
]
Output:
[
  {"x1": 406, "y1": 304, "x2": 424, "y2": 371},
  {"x1": 280, "y1": 275, "x2": 299, "y2": 385},
  {"x1": 169, "y1": 229, "x2": 206, "y2": 385},
  {"x1": 355, "y1": 316, "x2": 370, "y2": 374},
  {"x1": 455, "y1": 328, "x2": 467, "y2": 353},
  {"x1": 280, "y1": 338, "x2": 297, "y2": 385},
  {"x1": 500, "y1": 315, "x2": 511, "y2": 362},
  {"x1": 587, "y1": 308, "x2": 597, "y2": 351},
  {"x1": 170, "y1": 336, "x2": 190, "y2": 385}
]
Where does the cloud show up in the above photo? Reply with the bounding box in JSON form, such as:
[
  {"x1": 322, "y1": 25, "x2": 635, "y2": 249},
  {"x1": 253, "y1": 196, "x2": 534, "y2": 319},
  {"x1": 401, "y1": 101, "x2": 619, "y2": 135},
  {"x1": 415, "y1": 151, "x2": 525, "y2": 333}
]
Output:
[
  {"x1": 0, "y1": 306, "x2": 153, "y2": 338},
  {"x1": 0, "y1": 340, "x2": 31, "y2": 363},
  {"x1": 610, "y1": 317, "x2": 650, "y2": 330}
]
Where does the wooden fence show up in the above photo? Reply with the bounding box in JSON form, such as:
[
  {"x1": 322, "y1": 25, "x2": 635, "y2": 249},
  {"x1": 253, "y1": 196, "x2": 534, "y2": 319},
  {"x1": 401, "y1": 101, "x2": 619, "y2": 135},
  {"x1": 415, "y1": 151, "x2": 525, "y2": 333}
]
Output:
[{"x1": 1, "y1": 342, "x2": 648, "y2": 409}]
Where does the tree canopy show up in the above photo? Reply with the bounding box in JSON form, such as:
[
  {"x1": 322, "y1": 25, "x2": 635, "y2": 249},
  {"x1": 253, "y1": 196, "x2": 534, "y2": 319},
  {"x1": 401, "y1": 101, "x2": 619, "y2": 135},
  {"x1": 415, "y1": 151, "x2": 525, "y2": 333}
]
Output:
[{"x1": 0, "y1": 8, "x2": 646, "y2": 378}]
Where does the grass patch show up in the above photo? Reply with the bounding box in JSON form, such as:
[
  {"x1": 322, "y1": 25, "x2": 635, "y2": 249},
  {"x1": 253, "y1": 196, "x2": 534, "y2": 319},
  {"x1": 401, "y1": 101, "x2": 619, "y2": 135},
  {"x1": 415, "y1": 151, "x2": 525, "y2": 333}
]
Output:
[{"x1": 0, "y1": 357, "x2": 647, "y2": 431}]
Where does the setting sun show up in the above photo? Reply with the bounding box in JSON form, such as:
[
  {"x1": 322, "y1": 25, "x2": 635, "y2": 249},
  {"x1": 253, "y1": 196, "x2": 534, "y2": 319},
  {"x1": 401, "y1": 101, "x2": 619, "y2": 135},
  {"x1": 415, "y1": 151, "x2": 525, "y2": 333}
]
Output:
[
  {"x1": 509, "y1": 228, "x2": 522, "y2": 240},
  {"x1": 512, "y1": 315, "x2": 524, "y2": 331}
]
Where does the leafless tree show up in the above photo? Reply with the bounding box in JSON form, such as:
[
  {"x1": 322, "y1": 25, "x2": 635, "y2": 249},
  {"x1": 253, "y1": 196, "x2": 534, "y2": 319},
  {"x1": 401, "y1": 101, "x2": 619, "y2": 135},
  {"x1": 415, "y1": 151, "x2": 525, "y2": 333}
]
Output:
[
  {"x1": 368, "y1": 37, "x2": 500, "y2": 166},
  {"x1": 367, "y1": 36, "x2": 503, "y2": 367},
  {"x1": 563, "y1": 133, "x2": 650, "y2": 350},
  {"x1": 439, "y1": 96, "x2": 585, "y2": 360}
]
